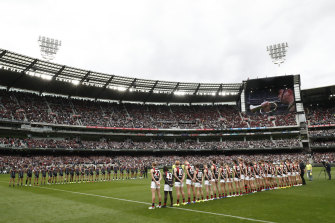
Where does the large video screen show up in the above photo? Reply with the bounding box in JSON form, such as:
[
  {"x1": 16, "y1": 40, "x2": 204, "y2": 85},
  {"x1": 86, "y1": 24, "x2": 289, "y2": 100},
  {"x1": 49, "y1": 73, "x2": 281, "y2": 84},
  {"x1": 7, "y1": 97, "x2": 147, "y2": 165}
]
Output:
[{"x1": 245, "y1": 76, "x2": 295, "y2": 114}]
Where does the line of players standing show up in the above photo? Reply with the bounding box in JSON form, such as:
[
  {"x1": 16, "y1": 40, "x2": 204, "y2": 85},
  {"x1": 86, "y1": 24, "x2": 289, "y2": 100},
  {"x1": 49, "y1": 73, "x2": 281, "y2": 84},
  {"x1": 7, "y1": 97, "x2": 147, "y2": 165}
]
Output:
[
  {"x1": 149, "y1": 159, "x2": 303, "y2": 209},
  {"x1": 9, "y1": 164, "x2": 148, "y2": 186}
]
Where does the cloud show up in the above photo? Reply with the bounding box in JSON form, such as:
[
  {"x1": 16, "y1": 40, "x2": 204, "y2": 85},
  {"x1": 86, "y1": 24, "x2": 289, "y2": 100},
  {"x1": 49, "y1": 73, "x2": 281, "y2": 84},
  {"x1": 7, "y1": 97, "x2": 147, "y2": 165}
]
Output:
[{"x1": 0, "y1": 0, "x2": 334, "y2": 89}]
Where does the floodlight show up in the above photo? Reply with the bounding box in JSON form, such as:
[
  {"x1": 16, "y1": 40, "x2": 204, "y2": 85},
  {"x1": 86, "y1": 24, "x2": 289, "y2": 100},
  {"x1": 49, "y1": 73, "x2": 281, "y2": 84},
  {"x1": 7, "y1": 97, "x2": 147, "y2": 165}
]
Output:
[
  {"x1": 117, "y1": 86, "x2": 126, "y2": 91},
  {"x1": 266, "y1": 42, "x2": 288, "y2": 66},
  {"x1": 72, "y1": 80, "x2": 80, "y2": 85},
  {"x1": 38, "y1": 36, "x2": 62, "y2": 61},
  {"x1": 174, "y1": 91, "x2": 186, "y2": 96}
]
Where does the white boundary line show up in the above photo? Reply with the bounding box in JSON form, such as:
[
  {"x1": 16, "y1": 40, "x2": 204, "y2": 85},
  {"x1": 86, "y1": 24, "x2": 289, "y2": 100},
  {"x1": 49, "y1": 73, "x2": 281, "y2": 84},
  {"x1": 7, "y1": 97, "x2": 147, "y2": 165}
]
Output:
[{"x1": 1, "y1": 181, "x2": 276, "y2": 223}]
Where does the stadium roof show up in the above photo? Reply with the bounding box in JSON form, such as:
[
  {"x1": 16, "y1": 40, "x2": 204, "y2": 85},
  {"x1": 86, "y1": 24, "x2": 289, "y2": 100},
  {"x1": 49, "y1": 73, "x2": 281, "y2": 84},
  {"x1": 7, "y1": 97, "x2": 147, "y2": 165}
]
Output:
[{"x1": 0, "y1": 49, "x2": 242, "y2": 104}]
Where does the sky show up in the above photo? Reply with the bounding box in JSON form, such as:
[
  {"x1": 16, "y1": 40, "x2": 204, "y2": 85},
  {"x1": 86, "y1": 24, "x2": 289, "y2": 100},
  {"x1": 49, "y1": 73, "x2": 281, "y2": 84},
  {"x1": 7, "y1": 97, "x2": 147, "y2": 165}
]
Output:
[{"x1": 0, "y1": 0, "x2": 334, "y2": 89}]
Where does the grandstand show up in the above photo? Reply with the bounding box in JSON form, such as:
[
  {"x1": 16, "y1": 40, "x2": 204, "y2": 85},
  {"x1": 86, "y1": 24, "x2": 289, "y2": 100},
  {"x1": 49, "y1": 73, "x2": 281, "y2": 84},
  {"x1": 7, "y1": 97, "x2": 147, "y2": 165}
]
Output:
[{"x1": 0, "y1": 48, "x2": 334, "y2": 156}]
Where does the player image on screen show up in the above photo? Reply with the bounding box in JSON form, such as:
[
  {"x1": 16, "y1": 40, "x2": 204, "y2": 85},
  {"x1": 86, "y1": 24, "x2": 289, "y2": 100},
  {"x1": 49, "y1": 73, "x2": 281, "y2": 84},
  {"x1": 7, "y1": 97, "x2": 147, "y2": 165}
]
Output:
[
  {"x1": 249, "y1": 88, "x2": 295, "y2": 113},
  {"x1": 245, "y1": 76, "x2": 296, "y2": 115}
]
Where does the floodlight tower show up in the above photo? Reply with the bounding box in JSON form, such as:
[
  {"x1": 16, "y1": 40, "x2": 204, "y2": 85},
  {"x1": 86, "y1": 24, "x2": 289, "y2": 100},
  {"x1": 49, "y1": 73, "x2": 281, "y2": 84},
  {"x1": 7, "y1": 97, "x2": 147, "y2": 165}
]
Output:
[
  {"x1": 266, "y1": 42, "x2": 288, "y2": 66},
  {"x1": 38, "y1": 36, "x2": 62, "y2": 61}
]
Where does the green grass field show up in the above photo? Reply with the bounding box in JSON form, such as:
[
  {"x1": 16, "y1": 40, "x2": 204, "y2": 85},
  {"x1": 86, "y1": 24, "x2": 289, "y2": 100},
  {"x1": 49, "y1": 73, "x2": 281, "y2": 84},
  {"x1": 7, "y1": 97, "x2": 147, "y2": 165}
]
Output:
[{"x1": 1, "y1": 168, "x2": 334, "y2": 223}]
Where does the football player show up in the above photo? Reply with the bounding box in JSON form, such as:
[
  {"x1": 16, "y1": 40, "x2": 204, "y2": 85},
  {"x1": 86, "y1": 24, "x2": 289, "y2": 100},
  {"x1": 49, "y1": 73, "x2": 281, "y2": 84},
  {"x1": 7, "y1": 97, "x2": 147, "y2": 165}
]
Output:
[
  {"x1": 173, "y1": 161, "x2": 185, "y2": 206},
  {"x1": 162, "y1": 166, "x2": 174, "y2": 208},
  {"x1": 149, "y1": 162, "x2": 162, "y2": 209}
]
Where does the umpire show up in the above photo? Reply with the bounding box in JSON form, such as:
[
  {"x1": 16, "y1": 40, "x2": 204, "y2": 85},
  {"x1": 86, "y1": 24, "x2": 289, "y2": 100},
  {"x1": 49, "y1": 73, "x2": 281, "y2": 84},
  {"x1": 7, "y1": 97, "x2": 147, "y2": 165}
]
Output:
[{"x1": 299, "y1": 160, "x2": 306, "y2": 185}]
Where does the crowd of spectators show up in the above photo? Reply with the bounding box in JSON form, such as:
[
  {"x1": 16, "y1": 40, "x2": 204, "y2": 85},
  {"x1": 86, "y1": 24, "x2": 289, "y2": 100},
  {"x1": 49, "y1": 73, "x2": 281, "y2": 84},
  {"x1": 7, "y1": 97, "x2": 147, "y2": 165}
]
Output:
[
  {"x1": 3, "y1": 151, "x2": 334, "y2": 173},
  {"x1": 0, "y1": 152, "x2": 311, "y2": 173},
  {"x1": 309, "y1": 129, "x2": 335, "y2": 137},
  {"x1": 0, "y1": 137, "x2": 301, "y2": 150},
  {"x1": 0, "y1": 90, "x2": 297, "y2": 129},
  {"x1": 275, "y1": 113, "x2": 297, "y2": 126},
  {"x1": 0, "y1": 137, "x2": 24, "y2": 147},
  {"x1": 309, "y1": 128, "x2": 335, "y2": 147},
  {"x1": 312, "y1": 152, "x2": 335, "y2": 163},
  {"x1": 3, "y1": 151, "x2": 334, "y2": 174},
  {"x1": 245, "y1": 114, "x2": 274, "y2": 127},
  {"x1": 311, "y1": 141, "x2": 335, "y2": 147},
  {"x1": 306, "y1": 106, "x2": 335, "y2": 125}
]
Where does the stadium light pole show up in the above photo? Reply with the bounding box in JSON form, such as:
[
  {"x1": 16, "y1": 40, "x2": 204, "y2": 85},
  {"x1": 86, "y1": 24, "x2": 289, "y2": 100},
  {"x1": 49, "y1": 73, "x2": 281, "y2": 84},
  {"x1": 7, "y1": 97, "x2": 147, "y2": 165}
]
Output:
[
  {"x1": 38, "y1": 36, "x2": 62, "y2": 61},
  {"x1": 266, "y1": 42, "x2": 288, "y2": 67}
]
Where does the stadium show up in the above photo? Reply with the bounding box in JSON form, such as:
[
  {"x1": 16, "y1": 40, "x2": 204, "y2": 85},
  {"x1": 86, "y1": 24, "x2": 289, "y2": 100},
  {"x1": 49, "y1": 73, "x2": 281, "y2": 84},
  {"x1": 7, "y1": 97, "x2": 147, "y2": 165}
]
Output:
[{"x1": 1, "y1": 1, "x2": 335, "y2": 223}]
